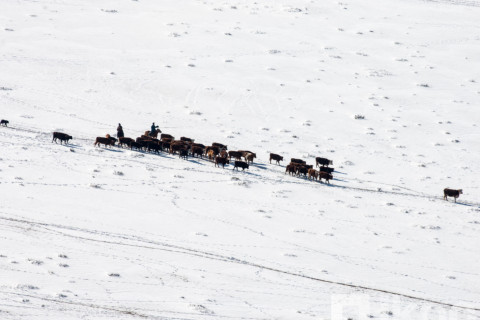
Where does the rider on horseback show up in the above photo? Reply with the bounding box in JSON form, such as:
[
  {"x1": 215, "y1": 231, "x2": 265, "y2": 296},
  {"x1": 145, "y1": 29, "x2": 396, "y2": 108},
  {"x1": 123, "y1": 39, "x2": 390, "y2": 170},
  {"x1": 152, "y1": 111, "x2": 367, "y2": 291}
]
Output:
[{"x1": 150, "y1": 122, "x2": 160, "y2": 137}]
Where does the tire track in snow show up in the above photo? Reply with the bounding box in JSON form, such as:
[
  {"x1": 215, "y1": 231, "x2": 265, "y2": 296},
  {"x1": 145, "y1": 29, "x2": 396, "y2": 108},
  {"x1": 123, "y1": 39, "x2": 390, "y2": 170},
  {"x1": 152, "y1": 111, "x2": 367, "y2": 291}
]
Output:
[{"x1": 0, "y1": 214, "x2": 479, "y2": 313}]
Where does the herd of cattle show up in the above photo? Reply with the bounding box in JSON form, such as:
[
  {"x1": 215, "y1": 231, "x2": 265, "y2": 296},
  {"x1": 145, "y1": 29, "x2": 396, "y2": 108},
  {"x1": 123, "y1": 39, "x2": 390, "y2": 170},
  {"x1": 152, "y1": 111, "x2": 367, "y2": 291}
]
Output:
[
  {"x1": 51, "y1": 130, "x2": 336, "y2": 182},
  {"x1": 0, "y1": 126, "x2": 457, "y2": 201}
]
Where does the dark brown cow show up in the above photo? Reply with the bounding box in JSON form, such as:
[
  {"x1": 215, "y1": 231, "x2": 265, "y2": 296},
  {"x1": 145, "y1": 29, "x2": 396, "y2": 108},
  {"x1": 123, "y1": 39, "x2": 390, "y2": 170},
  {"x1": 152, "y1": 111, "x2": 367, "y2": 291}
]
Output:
[
  {"x1": 444, "y1": 188, "x2": 463, "y2": 202},
  {"x1": 118, "y1": 137, "x2": 134, "y2": 148},
  {"x1": 308, "y1": 168, "x2": 318, "y2": 181},
  {"x1": 269, "y1": 153, "x2": 283, "y2": 165},
  {"x1": 212, "y1": 142, "x2": 227, "y2": 150},
  {"x1": 316, "y1": 157, "x2": 333, "y2": 167},
  {"x1": 233, "y1": 160, "x2": 249, "y2": 171},
  {"x1": 215, "y1": 156, "x2": 229, "y2": 168},
  {"x1": 228, "y1": 151, "x2": 243, "y2": 160},
  {"x1": 191, "y1": 146, "x2": 204, "y2": 158},
  {"x1": 94, "y1": 137, "x2": 115, "y2": 147},
  {"x1": 285, "y1": 164, "x2": 296, "y2": 175},
  {"x1": 319, "y1": 172, "x2": 333, "y2": 184},
  {"x1": 170, "y1": 143, "x2": 187, "y2": 154},
  {"x1": 239, "y1": 150, "x2": 256, "y2": 161},
  {"x1": 160, "y1": 133, "x2": 174, "y2": 140},
  {"x1": 245, "y1": 152, "x2": 256, "y2": 164},
  {"x1": 0, "y1": 119, "x2": 8, "y2": 126},
  {"x1": 290, "y1": 158, "x2": 306, "y2": 165},
  {"x1": 129, "y1": 141, "x2": 142, "y2": 151},
  {"x1": 180, "y1": 137, "x2": 195, "y2": 143},
  {"x1": 52, "y1": 132, "x2": 73, "y2": 145},
  {"x1": 191, "y1": 143, "x2": 206, "y2": 149}
]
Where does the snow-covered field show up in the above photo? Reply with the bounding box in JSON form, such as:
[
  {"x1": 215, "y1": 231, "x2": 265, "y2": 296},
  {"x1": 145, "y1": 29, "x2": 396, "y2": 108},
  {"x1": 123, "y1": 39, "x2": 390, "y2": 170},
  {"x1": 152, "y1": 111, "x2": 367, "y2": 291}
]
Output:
[{"x1": 1, "y1": 0, "x2": 479, "y2": 319}]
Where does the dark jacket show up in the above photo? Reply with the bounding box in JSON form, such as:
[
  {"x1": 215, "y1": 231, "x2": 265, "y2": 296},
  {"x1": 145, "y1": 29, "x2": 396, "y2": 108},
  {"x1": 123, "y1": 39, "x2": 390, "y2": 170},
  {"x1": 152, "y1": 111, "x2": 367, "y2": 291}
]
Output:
[{"x1": 117, "y1": 125, "x2": 124, "y2": 138}]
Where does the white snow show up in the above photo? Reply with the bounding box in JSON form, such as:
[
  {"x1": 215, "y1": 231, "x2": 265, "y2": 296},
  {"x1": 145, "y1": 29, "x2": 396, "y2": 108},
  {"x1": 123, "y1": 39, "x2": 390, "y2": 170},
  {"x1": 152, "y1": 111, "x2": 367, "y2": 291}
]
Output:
[{"x1": 1, "y1": 0, "x2": 479, "y2": 319}]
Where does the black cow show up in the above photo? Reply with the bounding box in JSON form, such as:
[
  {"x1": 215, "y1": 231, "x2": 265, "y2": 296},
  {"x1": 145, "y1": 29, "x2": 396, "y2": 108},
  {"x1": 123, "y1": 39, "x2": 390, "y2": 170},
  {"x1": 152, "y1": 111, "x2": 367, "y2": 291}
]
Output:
[
  {"x1": 147, "y1": 142, "x2": 162, "y2": 154},
  {"x1": 118, "y1": 137, "x2": 134, "y2": 148},
  {"x1": 52, "y1": 132, "x2": 73, "y2": 145},
  {"x1": 179, "y1": 149, "x2": 188, "y2": 160},
  {"x1": 215, "y1": 156, "x2": 229, "y2": 168},
  {"x1": 296, "y1": 166, "x2": 308, "y2": 177},
  {"x1": 319, "y1": 172, "x2": 333, "y2": 184},
  {"x1": 94, "y1": 137, "x2": 114, "y2": 147},
  {"x1": 316, "y1": 157, "x2": 333, "y2": 167},
  {"x1": 319, "y1": 166, "x2": 334, "y2": 174},
  {"x1": 129, "y1": 141, "x2": 142, "y2": 151},
  {"x1": 233, "y1": 161, "x2": 249, "y2": 171},
  {"x1": 0, "y1": 120, "x2": 8, "y2": 126},
  {"x1": 444, "y1": 188, "x2": 463, "y2": 202},
  {"x1": 269, "y1": 153, "x2": 283, "y2": 165}
]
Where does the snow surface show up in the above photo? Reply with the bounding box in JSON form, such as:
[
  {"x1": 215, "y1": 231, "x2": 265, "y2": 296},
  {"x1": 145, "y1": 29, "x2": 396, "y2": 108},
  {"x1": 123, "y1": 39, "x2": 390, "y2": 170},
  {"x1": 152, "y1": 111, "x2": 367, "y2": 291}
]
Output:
[{"x1": 1, "y1": 0, "x2": 480, "y2": 319}]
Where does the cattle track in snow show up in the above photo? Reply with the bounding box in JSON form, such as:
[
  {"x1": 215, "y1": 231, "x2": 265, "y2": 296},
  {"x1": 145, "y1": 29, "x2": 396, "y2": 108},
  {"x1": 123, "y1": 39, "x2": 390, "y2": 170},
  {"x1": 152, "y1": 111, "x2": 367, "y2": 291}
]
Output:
[{"x1": 2, "y1": 123, "x2": 479, "y2": 208}]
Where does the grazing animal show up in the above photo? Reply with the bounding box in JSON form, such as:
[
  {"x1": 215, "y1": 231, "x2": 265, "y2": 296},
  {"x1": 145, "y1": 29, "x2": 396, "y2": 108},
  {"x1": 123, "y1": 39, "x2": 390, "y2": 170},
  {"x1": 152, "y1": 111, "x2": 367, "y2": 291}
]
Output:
[
  {"x1": 308, "y1": 168, "x2": 318, "y2": 180},
  {"x1": 118, "y1": 137, "x2": 134, "y2": 148},
  {"x1": 233, "y1": 160, "x2": 249, "y2": 171},
  {"x1": 212, "y1": 142, "x2": 227, "y2": 150},
  {"x1": 444, "y1": 188, "x2": 463, "y2": 202},
  {"x1": 319, "y1": 166, "x2": 334, "y2": 174},
  {"x1": 319, "y1": 172, "x2": 333, "y2": 184},
  {"x1": 0, "y1": 119, "x2": 8, "y2": 126},
  {"x1": 52, "y1": 132, "x2": 72, "y2": 145},
  {"x1": 94, "y1": 137, "x2": 115, "y2": 147},
  {"x1": 290, "y1": 158, "x2": 306, "y2": 165},
  {"x1": 145, "y1": 129, "x2": 161, "y2": 138},
  {"x1": 228, "y1": 151, "x2": 243, "y2": 160},
  {"x1": 316, "y1": 157, "x2": 333, "y2": 168},
  {"x1": 215, "y1": 156, "x2": 229, "y2": 168},
  {"x1": 269, "y1": 153, "x2": 283, "y2": 165},
  {"x1": 179, "y1": 149, "x2": 188, "y2": 160}
]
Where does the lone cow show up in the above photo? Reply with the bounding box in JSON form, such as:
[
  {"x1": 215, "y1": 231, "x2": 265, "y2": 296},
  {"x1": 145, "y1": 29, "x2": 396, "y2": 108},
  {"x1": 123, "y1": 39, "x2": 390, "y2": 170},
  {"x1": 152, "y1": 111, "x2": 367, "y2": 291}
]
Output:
[
  {"x1": 52, "y1": 132, "x2": 73, "y2": 145},
  {"x1": 443, "y1": 188, "x2": 463, "y2": 203},
  {"x1": 269, "y1": 153, "x2": 283, "y2": 165}
]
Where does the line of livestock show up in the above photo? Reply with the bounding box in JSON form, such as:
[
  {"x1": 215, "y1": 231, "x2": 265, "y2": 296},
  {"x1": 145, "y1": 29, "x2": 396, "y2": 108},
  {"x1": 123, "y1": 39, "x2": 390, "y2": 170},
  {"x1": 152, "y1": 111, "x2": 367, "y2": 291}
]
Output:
[
  {"x1": 51, "y1": 130, "x2": 336, "y2": 183},
  {"x1": 44, "y1": 129, "x2": 464, "y2": 201}
]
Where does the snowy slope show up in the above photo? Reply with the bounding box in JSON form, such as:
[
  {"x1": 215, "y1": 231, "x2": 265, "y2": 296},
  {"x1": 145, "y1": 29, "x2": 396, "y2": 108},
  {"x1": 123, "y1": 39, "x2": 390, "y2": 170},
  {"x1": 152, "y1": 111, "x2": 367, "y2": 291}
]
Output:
[{"x1": 1, "y1": 0, "x2": 479, "y2": 319}]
